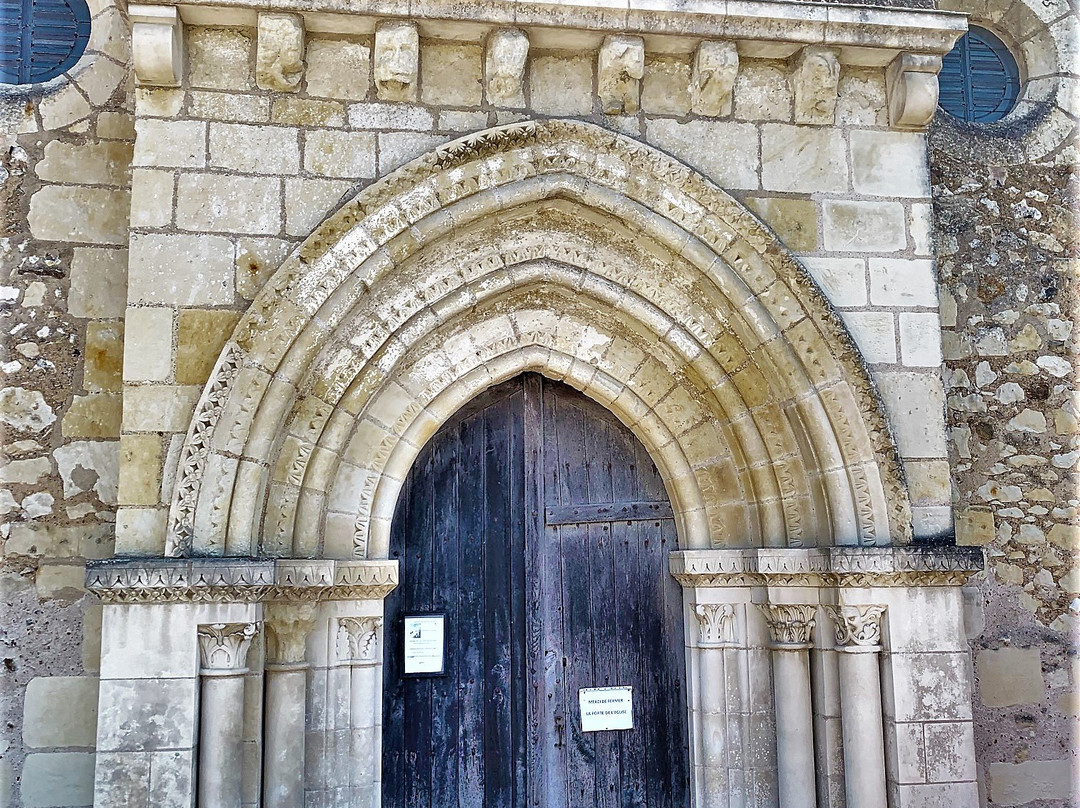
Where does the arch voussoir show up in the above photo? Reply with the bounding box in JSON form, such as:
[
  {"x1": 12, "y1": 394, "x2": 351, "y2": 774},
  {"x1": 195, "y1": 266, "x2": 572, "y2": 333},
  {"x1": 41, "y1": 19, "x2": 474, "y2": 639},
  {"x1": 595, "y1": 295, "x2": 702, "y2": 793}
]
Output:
[{"x1": 165, "y1": 119, "x2": 912, "y2": 560}]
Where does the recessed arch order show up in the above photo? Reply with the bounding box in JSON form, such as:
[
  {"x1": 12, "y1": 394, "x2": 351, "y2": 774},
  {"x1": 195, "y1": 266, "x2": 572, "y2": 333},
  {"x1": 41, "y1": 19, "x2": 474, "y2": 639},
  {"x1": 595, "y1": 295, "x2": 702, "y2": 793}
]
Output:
[{"x1": 165, "y1": 119, "x2": 912, "y2": 561}]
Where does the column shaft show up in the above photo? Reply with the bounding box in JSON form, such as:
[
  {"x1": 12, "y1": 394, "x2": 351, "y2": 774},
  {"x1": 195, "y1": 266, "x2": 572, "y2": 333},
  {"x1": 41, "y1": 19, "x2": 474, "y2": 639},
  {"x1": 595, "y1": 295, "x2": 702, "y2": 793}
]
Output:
[
  {"x1": 262, "y1": 665, "x2": 308, "y2": 808},
  {"x1": 838, "y1": 650, "x2": 887, "y2": 808},
  {"x1": 198, "y1": 673, "x2": 247, "y2": 808},
  {"x1": 772, "y1": 648, "x2": 817, "y2": 808}
]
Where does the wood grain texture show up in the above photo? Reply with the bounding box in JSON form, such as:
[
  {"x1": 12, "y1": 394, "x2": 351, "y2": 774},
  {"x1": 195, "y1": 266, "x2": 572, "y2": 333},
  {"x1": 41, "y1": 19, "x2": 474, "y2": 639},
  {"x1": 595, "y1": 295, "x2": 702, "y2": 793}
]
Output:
[{"x1": 383, "y1": 374, "x2": 688, "y2": 808}]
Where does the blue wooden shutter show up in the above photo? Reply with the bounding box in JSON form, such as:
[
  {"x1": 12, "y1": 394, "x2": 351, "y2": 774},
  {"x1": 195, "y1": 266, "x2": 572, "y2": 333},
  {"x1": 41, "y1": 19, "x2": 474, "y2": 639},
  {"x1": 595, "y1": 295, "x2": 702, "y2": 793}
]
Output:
[
  {"x1": 0, "y1": 0, "x2": 90, "y2": 85},
  {"x1": 939, "y1": 27, "x2": 1020, "y2": 123}
]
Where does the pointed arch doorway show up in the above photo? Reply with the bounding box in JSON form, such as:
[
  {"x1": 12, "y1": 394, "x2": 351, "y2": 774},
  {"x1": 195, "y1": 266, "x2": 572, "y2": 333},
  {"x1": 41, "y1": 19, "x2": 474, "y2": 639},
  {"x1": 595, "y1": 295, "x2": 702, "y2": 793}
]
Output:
[{"x1": 382, "y1": 373, "x2": 690, "y2": 808}]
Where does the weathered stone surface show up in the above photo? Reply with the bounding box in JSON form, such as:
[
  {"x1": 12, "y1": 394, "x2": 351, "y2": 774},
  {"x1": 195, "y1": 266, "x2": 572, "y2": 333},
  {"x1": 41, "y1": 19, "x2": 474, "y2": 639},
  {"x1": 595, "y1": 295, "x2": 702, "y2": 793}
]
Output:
[
  {"x1": 187, "y1": 28, "x2": 253, "y2": 90},
  {"x1": 119, "y1": 434, "x2": 164, "y2": 506},
  {"x1": 37, "y1": 141, "x2": 133, "y2": 187},
  {"x1": 256, "y1": 13, "x2": 305, "y2": 93},
  {"x1": 130, "y1": 169, "x2": 175, "y2": 228},
  {"x1": 133, "y1": 119, "x2": 205, "y2": 168},
  {"x1": 792, "y1": 46, "x2": 840, "y2": 125},
  {"x1": 271, "y1": 97, "x2": 345, "y2": 127},
  {"x1": 640, "y1": 57, "x2": 691, "y2": 116},
  {"x1": 646, "y1": 119, "x2": 758, "y2": 190},
  {"x1": 306, "y1": 39, "x2": 370, "y2": 100},
  {"x1": 0, "y1": 387, "x2": 57, "y2": 433},
  {"x1": 176, "y1": 174, "x2": 283, "y2": 235},
  {"x1": 898, "y1": 312, "x2": 943, "y2": 367},
  {"x1": 598, "y1": 35, "x2": 644, "y2": 114},
  {"x1": 28, "y1": 186, "x2": 130, "y2": 244},
  {"x1": 976, "y1": 646, "x2": 1045, "y2": 707},
  {"x1": 869, "y1": 258, "x2": 938, "y2": 307},
  {"x1": 69, "y1": 248, "x2": 128, "y2": 320},
  {"x1": 54, "y1": 440, "x2": 119, "y2": 502},
  {"x1": 875, "y1": 372, "x2": 947, "y2": 458},
  {"x1": 84, "y1": 321, "x2": 124, "y2": 392},
  {"x1": 129, "y1": 234, "x2": 234, "y2": 306},
  {"x1": 955, "y1": 508, "x2": 995, "y2": 546},
  {"x1": 20, "y1": 753, "x2": 95, "y2": 808},
  {"x1": 285, "y1": 178, "x2": 353, "y2": 237},
  {"x1": 122, "y1": 386, "x2": 202, "y2": 433},
  {"x1": 36, "y1": 563, "x2": 87, "y2": 599},
  {"x1": 988, "y1": 760, "x2": 1073, "y2": 805},
  {"x1": 209, "y1": 124, "x2": 300, "y2": 175},
  {"x1": 422, "y1": 43, "x2": 483, "y2": 107},
  {"x1": 374, "y1": 21, "x2": 418, "y2": 102},
  {"x1": 745, "y1": 197, "x2": 818, "y2": 252},
  {"x1": 800, "y1": 257, "x2": 867, "y2": 308},
  {"x1": 123, "y1": 307, "x2": 173, "y2": 382},
  {"x1": 850, "y1": 130, "x2": 930, "y2": 197},
  {"x1": 22, "y1": 678, "x2": 99, "y2": 742},
  {"x1": 0, "y1": 457, "x2": 52, "y2": 485},
  {"x1": 822, "y1": 202, "x2": 907, "y2": 252},
  {"x1": 97, "y1": 678, "x2": 198, "y2": 751},
  {"x1": 304, "y1": 130, "x2": 376, "y2": 178},
  {"x1": 530, "y1": 55, "x2": 593, "y2": 116},
  {"x1": 378, "y1": 132, "x2": 446, "y2": 175},
  {"x1": 733, "y1": 60, "x2": 792, "y2": 122},
  {"x1": 762, "y1": 126, "x2": 848, "y2": 194},
  {"x1": 691, "y1": 40, "x2": 738, "y2": 117},
  {"x1": 176, "y1": 310, "x2": 241, "y2": 385},
  {"x1": 61, "y1": 393, "x2": 123, "y2": 439},
  {"x1": 485, "y1": 30, "x2": 528, "y2": 108},
  {"x1": 189, "y1": 91, "x2": 270, "y2": 124}
]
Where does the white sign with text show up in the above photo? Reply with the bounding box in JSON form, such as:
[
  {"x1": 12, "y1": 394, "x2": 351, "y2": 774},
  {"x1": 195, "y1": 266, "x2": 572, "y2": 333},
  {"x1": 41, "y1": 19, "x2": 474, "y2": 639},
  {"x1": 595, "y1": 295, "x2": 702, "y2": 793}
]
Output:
[
  {"x1": 579, "y1": 686, "x2": 633, "y2": 732},
  {"x1": 403, "y1": 615, "x2": 445, "y2": 675}
]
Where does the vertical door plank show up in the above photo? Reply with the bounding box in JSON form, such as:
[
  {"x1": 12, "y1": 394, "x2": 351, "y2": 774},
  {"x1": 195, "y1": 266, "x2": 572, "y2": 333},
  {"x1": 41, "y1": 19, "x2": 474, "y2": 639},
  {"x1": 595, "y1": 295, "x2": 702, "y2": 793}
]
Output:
[{"x1": 508, "y1": 386, "x2": 529, "y2": 808}]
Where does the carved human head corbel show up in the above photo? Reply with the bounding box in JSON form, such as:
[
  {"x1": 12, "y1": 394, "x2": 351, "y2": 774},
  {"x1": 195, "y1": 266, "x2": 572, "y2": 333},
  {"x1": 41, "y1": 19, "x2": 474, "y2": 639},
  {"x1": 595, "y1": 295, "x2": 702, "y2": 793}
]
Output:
[
  {"x1": 485, "y1": 29, "x2": 529, "y2": 107},
  {"x1": 375, "y1": 21, "x2": 419, "y2": 102},
  {"x1": 256, "y1": 13, "x2": 305, "y2": 92},
  {"x1": 793, "y1": 45, "x2": 841, "y2": 125},
  {"x1": 691, "y1": 40, "x2": 739, "y2": 117}
]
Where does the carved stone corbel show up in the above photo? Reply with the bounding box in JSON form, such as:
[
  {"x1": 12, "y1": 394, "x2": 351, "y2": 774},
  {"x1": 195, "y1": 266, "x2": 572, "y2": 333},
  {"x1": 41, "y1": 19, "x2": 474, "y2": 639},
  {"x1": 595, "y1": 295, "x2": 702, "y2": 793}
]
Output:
[
  {"x1": 691, "y1": 40, "x2": 739, "y2": 118},
  {"x1": 792, "y1": 45, "x2": 840, "y2": 126},
  {"x1": 130, "y1": 4, "x2": 183, "y2": 87},
  {"x1": 375, "y1": 21, "x2": 419, "y2": 102},
  {"x1": 886, "y1": 53, "x2": 942, "y2": 130},
  {"x1": 598, "y1": 35, "x2": 645, "y2": 115},
  {"x1": 485, "y1": 29, "x2": 529, "y2": 108},
  {"x1": 257, "y1": 13, "x2": 305, "y2": 93}
]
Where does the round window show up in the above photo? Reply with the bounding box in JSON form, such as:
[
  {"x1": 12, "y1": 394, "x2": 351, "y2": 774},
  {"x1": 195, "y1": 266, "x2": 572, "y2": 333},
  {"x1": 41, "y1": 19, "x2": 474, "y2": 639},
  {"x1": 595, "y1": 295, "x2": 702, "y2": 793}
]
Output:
[
  {"x1": 938, "y1": 26, "x2": 1021, "y2": 123},
  {"x1": 0, "y1": 0, "x2": 91, "y2": 85}
]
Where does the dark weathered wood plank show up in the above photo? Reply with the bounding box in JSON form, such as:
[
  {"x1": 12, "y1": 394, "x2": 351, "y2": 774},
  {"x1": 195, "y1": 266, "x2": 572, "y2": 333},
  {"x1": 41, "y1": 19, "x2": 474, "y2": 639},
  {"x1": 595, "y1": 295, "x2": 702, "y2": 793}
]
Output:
[{"x1": 543, "y1": 500, "x2": 674, "y2": 525}]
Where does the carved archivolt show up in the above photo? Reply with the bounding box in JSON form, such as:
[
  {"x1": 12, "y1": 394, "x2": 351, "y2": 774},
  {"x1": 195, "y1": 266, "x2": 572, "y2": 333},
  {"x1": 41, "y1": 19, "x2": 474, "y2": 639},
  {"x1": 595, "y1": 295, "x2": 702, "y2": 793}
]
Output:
[{"x1": 164, "y1": 120, "x2": 914, "y2": 560}]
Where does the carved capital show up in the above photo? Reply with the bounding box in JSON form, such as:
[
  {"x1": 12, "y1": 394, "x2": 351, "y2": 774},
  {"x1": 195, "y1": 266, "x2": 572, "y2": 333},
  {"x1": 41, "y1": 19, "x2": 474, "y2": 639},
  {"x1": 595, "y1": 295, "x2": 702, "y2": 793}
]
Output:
[
  {"x1": 337, "y1": 616, "x2": 383, "y2": 665},
  {"x1": 265, "y1": 602, "x2": 318, "y2": 665},
  {"x1": 485, "y1": 29, "x2": 529, "y2": 107},
  {"x1": 257, "y1": 13, "x2": 305, "y2": 93},
  {"x1": 598, "y1": 35, "x2": 645, "y2": 114},
  {"x1": 695, "y1": 603, "x2": 737, "y2": 646},
  {"x1": 691, "y1": 40, "x2": 738, "y2": 118},
  {"x1": 792, "y1": 45, "x2": 840, "y2": 126},
  {"x1": 130, "y1": 4, "x2": 183, "y2": 87},
  {"x1": 825, "y1": 604, "x2": 886, "y2": 649},
  {"x1": 375, "y1": 21, "x2": 419, "y2": 102},
  {"x1": 887, "y1": 53, "x2": 942, "y2": 130},
  {"x1": 198, "y1": 622, "x2": 259, "y2": 674},
  {"x1": 760, "y1": 604, "x2": 817, "y2": 648}
]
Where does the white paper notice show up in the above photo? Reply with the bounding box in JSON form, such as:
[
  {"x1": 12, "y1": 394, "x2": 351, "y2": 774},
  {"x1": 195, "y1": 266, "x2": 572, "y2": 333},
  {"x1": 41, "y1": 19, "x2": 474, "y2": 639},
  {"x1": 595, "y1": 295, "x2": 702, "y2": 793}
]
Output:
[
  {"x1": 579, "y1": 686, "x2": 633, "y2": 732},
  {"x1": 403, "y1": 615, "x2": 445, "y2": 675}
]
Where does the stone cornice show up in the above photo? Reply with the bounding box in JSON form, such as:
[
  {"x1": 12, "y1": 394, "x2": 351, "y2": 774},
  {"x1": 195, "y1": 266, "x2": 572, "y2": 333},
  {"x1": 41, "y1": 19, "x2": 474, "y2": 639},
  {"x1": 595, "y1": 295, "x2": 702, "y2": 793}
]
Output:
[
  {"x1": 149, "y1": 0, "x2": 965, "y2": 59},
  {"x1": 670, "y1": 546, "x2": 984, "y2": 588},
  {"x1": 85, "y1": 558, "x2": 399, "y2": 603}
]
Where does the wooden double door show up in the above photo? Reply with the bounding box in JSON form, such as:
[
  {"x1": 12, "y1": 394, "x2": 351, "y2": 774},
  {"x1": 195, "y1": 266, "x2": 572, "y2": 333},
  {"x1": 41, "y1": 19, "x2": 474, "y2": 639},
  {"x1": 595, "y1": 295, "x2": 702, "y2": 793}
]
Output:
[{"x1": 383, "y1": 374, "x2": 689, "y2": 808}]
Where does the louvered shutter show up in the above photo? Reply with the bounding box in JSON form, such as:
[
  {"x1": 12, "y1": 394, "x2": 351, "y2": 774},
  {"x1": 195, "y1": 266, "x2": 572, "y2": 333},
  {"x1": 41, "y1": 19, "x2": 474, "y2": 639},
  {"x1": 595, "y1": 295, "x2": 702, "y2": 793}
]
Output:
[
  {"x1": 0, "y1": 0, "x2": 90, "y2": 85},
  {"x1": 938, "y1": 26, "x2": 1020, "y2": 124}
]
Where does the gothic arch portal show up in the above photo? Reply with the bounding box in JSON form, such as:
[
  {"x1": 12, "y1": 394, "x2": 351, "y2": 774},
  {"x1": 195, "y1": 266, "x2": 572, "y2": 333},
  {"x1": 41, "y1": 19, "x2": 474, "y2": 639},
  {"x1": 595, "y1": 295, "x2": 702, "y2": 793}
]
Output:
[{"x1": 165, "y1": 119, "x2": 912, "y2": 561}]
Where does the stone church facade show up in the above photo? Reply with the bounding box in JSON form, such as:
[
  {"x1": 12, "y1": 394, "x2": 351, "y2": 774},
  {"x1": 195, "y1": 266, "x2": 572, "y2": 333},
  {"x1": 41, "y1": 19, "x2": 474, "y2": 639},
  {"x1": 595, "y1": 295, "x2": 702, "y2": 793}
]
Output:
[{"x1": 0, "y1": 0, "x2": 1074, "y2": 805}]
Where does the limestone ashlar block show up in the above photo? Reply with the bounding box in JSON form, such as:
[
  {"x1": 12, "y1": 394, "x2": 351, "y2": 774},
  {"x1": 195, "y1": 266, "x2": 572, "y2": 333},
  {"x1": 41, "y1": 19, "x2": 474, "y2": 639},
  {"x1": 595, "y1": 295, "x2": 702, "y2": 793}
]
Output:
[
  {"x1": 257, "y1": 13, "x2": 305, "y2": 93},
  {"x1": 188, "y1": 28, "x2": 254, "y2": 91},
  {"x1": 850, "y1": 130, "x2": 930, "y2": 198},
  {"x1": 645, "y1": 119, "x2": 759, "y2": 190},
  {"x1": 306, "y1": 39, "x2": 371, "y2": 101},
  {"x1": 21, "y1": 752, "x2": 96, "y2": 808},
  {"x1": 598, "y1": 35, "x2": 645, "y2": 115},
  {"x1": 28, "y1": 186, "x2": 130, "y2": 245},
  {"x1": 122, "y1": 306, "x2": 173, "y2": 382},
  {"x1": 799, "y1": 257, "x2": 867, "y2": 308},
  {"x1": 93, "y1": 751, "x2": 152, "y2": 808},
  {"x1": 374, "y1": 21, "x2": 419, "y2": 102},
  {"x1": 119, "y1": 433, "x2": 165, "y2": 506},
  {"x1": 882, "y1": 651, "x2": 973, "y2": 722},
  {"x1": 886, "y1": 52, "x2": 942, "y2": 131},
  {"x1": 869, "y1": 258, "x2": 938, "y2": 308},
  {"x1": 97, "y1": 678, "x2": 199, "y2": 751},
  {"x1": 988, "y1": 760, "x2": 1073, "y2": 805},
  {"x1": 133, "y1": 119, "x2": 206, "y2": 169},
  {"x1": 874, "y1": 371, "x2": 947, "y2": 459},
  {"x1": 130, "y1": 4, "x2": 183, "y2": 87},
  {"x1": 975, "y1": 646, "x2": 1045, "y2": 707},
  {"x1": 128, "y1": 233, "x2": 235, "y2": 306},
  {"x1": 485, "y1": 29, "x2": 529, "y2": 108},
  {"x1": 422, "y1": 43, "x2": 483, "y2": 107},
  {"x1": 641, "y1": 56, "x2": 692, "y2": 116},
  {"x1": 529, "y1": 54, "x2": 594, "y2": 116},
  {"x1": 761, "y1": 124, "x2": 847, "y2": 194},
  {"x1": 23, "y1": 676, "x2": 100, "y2": 748},
  {"x1": 69, "y1": 247, "x2": 128, "y2": 319},
  {"x1": 209, "y1": 123, "x2": 300, "y2": 175},
  {"x1": 176, "y1": 173, "x2": 283, "y2": 235},
  {"x1": 792, "y1": 45, "x2": 840, "y2": 125},
  {"x1": 691, "y1": 40, "x2": 738, "y2": 118},
  {"x1": 822, "y1": 201, "x2": 906, "y2": 253}
]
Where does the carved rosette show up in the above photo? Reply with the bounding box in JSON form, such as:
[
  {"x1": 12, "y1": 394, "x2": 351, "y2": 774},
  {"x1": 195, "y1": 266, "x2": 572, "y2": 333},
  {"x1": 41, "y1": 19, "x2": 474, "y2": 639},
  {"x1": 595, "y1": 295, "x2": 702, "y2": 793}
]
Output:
[
  {"x1": 694, "y1": 603, "x2": 737, "y2": 647},
  {"x1": 825, "y1": 605, "x2": 886, "y2": 651},
  {"x1": 337, "y1": 616, "x2": 383, "y2": 665},
  {"x1": 760, "y1": 604, "x2": 817, "y2": 649},
  {"x1": 198, "y1": 622, "x2": 259, "y2": 675},
  {"x1": 265, "y1": 603, "x2": 318, "y2": 667}
]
